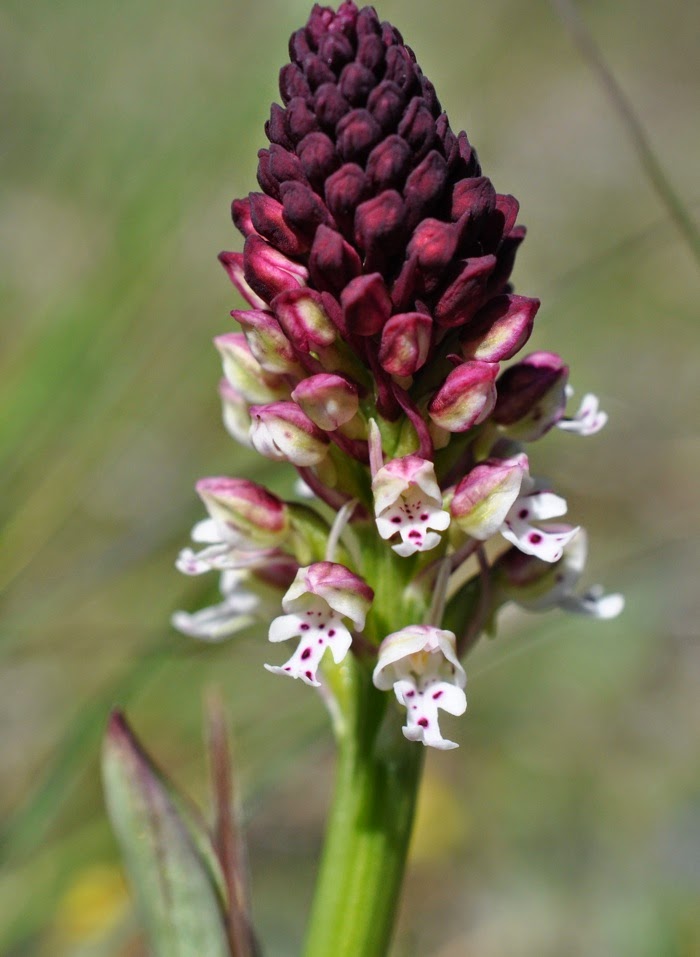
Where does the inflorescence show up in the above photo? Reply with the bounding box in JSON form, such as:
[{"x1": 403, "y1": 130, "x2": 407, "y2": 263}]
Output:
[{"x1": 174, "y1": 2, "x2": 622, "y2": 750}]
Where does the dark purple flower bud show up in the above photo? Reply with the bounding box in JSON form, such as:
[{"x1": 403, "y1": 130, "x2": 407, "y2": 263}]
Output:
[
  {"x1": 309, "y1": 224, "x2": 362, "y2": 295},
  {"x1": 296, "y1": 132, "x2": 339, "y2": 187},
  {"x1": 267, "y1": 143, "x2": 308, "y2": 190},
  {"x1": 384, "y1": 45, "x2": 418, "y2": 95},
  {"x1": 493, "y1": 351, "x2": 569, "y2": 440},
  {"x1": 451, "y1": 176, "x2": 496, "y2": 223},
  {"x1": 286, "y1": 96, "x2": 320, "y2": 142},
  {"x1": 231, "y1": 198, "x2": 256, "y2": 238},
  {"x1": 434, "y1": 255, "x2": 497, "y2": 327},
  {"x1": 279, "y1": 180, "x2": 332, "y2": 237},
  {"x1": 398, "y1": 97, "x2": 436, "y2": 158},
  {"x1": 302, "y1": 55, "x2": 336, "y2": 91},
  {"x1": 404, "y1": 150, "x2": 449, "y2": 225},
  {"x1": 488, "y1": 225, "x2": 526, "y2": 294},
  {"x1": 379, "y1": 312, "x2": 432, "y2": 376},
  {"x1": 354, "y1": 189, "x2": 405, "y2": 268},
  {"x1": 266, "y1": 102, "x2": 293, "y2": 149},
  {"x1": 249, "y1": 192, "x2": 308, "y2": 256},
  {"x1": 357, "y1": 34, "x2": 385, "y2": 74},
  {"x1": 407, "y1": 219, "x2": 458, "y2": 279},
  {"x1": 339, "y1": 62, "x2": 376, "y2": 105},
  {"x1": 318, "y1": 31, "x2": 354, "y2": 71},
  {"x1": 366, "y1": 134, "x2": 412, "y2": 190},
  {"x1": 460, "y1": 295, "x2": 539, "y2": 362},
  {"x1": 340, "y1": 273, "x2": 392, "y2": 335},
  {"x1": 366, "y1": 80, "x2": 405, "y2": 130},
  {"x1": 314, "y1": 82, "x2": 351, "y2": 129},
  {"x1": 324, "y1": 163, "x2": 368, "y2": 227},
  {"x1": 336, "y1": 108, "x2": 383, "y2": 162},
  {"x1": 289, "y1": 28, "x2": 312, "y2": 65},
  {"x1": 243, "y1": 234, "x2": 308, "y2": 303},
  {"x1": 279, "y1": 63, "x2": 311, "y2": 104}
]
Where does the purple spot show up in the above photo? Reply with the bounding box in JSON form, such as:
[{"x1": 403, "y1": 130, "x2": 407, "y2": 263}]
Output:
[
  {"x1": 432, "y1": 690, "x2": 443, "y2": 700},
  {"x1": 417, "y1": 717, "x2": 429, "y2": 728},
  {"x1": 305, "y1": 670, "x2": 313, "y2": 680},
  {"x1": 529, "y1": 532, "x2": 543, "y2": 544},
  {"x1": 318, "y1": 638, "x2": 324, "y2": 644},
  {"x1": 420, "y1": 513, "x2": 429, "y2": 521},
  {"x1": 408, "y1": 530, "x2": 421, "y2": 539},
  {"x1": 328, "y1": 629, "x2": 336, "y2": 637},
  {"x1": 306, "y1": 610, "x2": 313, "y2": 616},
  {"x1": 518, "y1": 508, "x2": 529, "y2": 519},
  {"x1": 406, "y1": 690, "x2": 415, "y2": 698},
  {"x1": 301, "y1": 623, "x2": 310, "y2": 631},
  {"x1": 391, "y1": 516, "x2": 402, "y2": 524},
  {"x1": 319, "y1": 623, "x2": 325, "y2": 629},
  {"x1": 301, "y1": 647, "x2": 311, "y2": 660},
  {"x1": 284, "y1": 666, "x2": 291, "y2": 671}
]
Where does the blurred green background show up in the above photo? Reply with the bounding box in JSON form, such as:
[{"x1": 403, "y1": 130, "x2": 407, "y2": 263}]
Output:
[{"x1": 2, "y1": 0, "x2": 699, "y2": 954}]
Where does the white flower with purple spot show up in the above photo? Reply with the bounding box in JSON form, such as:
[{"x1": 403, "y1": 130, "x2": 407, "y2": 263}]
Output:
[
  {"x1": 500, "y1": 468, "x2": 580, "y2": 564},
  {"x1": 557, "y1": 388, "x2": 608, "y2": 436},
  {"x1": 525, "y1": 530, "x2": 624, "y2": 618},
  {"x1": 373, "y1": 455, "x2": 450, "y2": 557},
  {"x1": 373, "y1": 625, "x2": 467, "y2": 750},
  {"x1": 265, "y1": 562, "x2": 373, "y2": 687}
]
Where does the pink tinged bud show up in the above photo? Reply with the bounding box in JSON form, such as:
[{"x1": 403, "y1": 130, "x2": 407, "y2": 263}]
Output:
[
  {"x1": 372, "y1": 625, "x2": 466, "y2": 751},
  {"x1": 218, "y1": 251, "x2": 268, "y2": 310},
  {"x1": 231, "y1": 198, "x2": 256, "y2": 238},
  {"x1": 340, "y1": 272, "x2": 391, "y2": 335},
  {"x1": 248, "y1": 192, "x2": 308, "y2": 257},
  {"x1": 218, "y1": 378, "x2": 252, "y2": 447},
  {"x1": 428, "y1": 361, "x2": 499, "y2": 433},
  {"x1": 265, "y1": 562, "x2": 373, "y2": 686},
  {"x1": 493, "y1": 351, "x2": 569, "y2": 440},
  {"x1": 291, "y1": 374, "x2": 359, "y2": 431},
  {"x1": 196, "y1": 477, "x2": 290, "y2": 549},
  {"x1": 557, "y1": 390, "x2": 608, "y2": 436},
  {"x1": 451, "y1": 176, "x2": 496, "y2": 223},
  {"x1": 272, "y1": 288, "x2": 337, "y2": 352},
  {"x1": 243, "y1": 234, "x2": 308, "y2": 304},
  {"x1": 373, "y1": 455, "x2": 451, "y2": 557},
  {"x1": 232, "y1": 309, "x2": 301, "y2": 375},
  {"x1": 214, "y1": 332, "x2": 289, "y2": 403},
  {"x1": 249, "y1": 401, "x2": 330, "y2": 466},
  {"x1": 434, "y1": 255, "x2": 497, "y2": 327},
  {"x1": 451, "y1": 454, "x2": 528, "y2": 539},
  {"x1": 378, "y1": 311, "x2": 432, "y2": 376},
  {"x1": 460, "y1": 295, "x2": 539, "y2": 362}
]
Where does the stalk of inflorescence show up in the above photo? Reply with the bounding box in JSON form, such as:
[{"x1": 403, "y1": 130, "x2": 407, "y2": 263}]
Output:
[{"x1": 172, "y1": 3, "x2": 624, "y2": 953}]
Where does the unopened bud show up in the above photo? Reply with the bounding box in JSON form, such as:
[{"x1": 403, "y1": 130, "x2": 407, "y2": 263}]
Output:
[
  {"x1": 232, "y1": 308, "x2": 302, "y2": 375},
  {"x1": 434, "y1": 255, "x2": 497, "y2": 327},
  {"x1": 243, "y1": 234, "x2": 308, "y2": 303},
  {"x1": 493, "y1": 351, "x2": 569, "y2": 440},
  {"x1": 428, "y1": 361, "x2": 499, "y2": 432},
  {"x1": 196, "y1": 477, "x2": 290, "y2": 548},
  {"x1": 291, "y1": 374, "x2": 359, "y2": 431},
  {"x1": 460, "y1": 295, "x2": 539, "y2": 362},
  {"x1": 215, "y1": 332, "x2": 289, "y2": 403},
  {"x1": 451, "y1": 454, "x2": 528, "y2": 539},
  {"x1": 249, "y1": 401, "x2": 330, "y2": 466},
  {"x1": 218, "y1": 250, "x2": 268, "y2": 310},
  {"x1": 340, "y1": 273, "x2": 392, "y2": 335},
  {"x1": 378, "y1": 312, "x2": 432, "y2": 376}
]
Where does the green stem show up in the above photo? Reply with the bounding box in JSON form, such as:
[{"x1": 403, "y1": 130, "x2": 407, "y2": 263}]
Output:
[{"x1": 303, "y1": 656, "x2": 424, "y2": 957}]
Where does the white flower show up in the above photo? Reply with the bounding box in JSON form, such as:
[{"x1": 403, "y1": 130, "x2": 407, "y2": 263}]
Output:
[
  {"x1": 523, "y1": 530, "x2": 624, "y2": 618},
  {"x1": 265, "y1": 562, "x2": 373, "y2": 687},
  {"x1": 373, "y1": 625, "x2": 467, "y2": 750},
  {"x1": 557, "y1": 387, "x2": 608, "y2": 436},
  {"x1": 373, "y1": 455, "x2": 450, "y2": 557}
]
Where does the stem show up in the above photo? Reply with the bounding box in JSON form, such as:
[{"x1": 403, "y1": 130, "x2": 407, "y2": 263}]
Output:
[{"x1": 303, "y1": 656, "x2": 424, "y2": 957}]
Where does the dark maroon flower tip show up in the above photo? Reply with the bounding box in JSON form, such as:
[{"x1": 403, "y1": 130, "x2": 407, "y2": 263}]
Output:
[{"x1": 228, "y1": 1, "x2": 530, "y2": 385}]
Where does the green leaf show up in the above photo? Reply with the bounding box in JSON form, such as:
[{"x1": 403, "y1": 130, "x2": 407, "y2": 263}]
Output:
[{"x1": 101, "y1": 711, "x2": 231, "y2": 957}]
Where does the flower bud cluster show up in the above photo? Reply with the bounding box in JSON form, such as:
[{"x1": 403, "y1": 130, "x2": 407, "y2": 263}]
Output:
[{"x1": 175, "y1": 2, "x2": 623, "y2": 750}]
